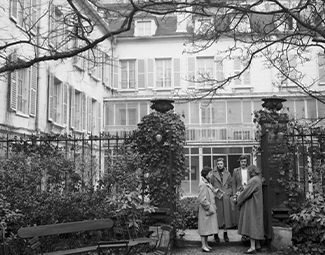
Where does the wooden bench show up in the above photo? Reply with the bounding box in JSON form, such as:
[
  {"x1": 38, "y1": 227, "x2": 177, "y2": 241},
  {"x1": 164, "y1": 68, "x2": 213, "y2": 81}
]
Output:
[{"x1": 18, "y1": 219, "x2": 116, "y2": 255}]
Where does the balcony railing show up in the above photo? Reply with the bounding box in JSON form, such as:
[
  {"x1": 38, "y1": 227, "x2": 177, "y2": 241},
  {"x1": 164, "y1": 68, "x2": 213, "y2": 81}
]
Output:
[{"x1": 105, "y1": 125, "x2": 256, "y2": 142}]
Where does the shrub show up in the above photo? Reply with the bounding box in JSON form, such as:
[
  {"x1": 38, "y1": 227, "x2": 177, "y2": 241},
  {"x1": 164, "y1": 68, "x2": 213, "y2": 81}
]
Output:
[{"x1": 177, "y1": 197, "x2": 198, "y2": 230}]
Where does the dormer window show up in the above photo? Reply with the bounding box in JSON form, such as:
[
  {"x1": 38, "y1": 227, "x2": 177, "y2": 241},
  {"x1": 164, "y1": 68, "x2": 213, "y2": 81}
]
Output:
[
  {"x1": 136, "y1": 20, "x2": 153, "y2": 36},
  {"x1": 194, "y1": 17, "x2": 213, "y2": 34}
]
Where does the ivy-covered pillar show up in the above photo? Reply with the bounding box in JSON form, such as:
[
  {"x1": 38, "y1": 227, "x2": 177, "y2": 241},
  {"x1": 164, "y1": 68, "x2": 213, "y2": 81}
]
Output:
[
  {"x1": 258, "y1": 96, "x2": 290, "y2": 227},
  {"x1": 134, "y1": 98, "x2": 186, "y2": 224}
]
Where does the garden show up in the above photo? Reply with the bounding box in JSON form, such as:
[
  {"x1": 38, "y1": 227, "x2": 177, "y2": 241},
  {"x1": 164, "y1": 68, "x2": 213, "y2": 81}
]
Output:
[{"x1": 1, "y1": 108, "x2": 325, "y2": 255}]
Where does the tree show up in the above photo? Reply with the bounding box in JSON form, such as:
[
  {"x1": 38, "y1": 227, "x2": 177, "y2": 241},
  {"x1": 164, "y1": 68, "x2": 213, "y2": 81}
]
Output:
[{"x1": 3, "y1": 0, "x2": 325, "y2": 104}]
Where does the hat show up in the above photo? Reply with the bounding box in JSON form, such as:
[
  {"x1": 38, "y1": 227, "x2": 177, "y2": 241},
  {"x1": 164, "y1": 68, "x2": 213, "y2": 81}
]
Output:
[{"x1": 201, "y1": 166, "x2": 212, "y2": 178}]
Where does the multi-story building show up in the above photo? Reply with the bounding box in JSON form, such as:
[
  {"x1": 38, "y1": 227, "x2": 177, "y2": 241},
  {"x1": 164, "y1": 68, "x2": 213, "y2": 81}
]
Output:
[
  {"x1": 101, "y1": 2, "x2": 325, "y2": 196},
  {"x1": 0, "y1": 0, "x2": 114, "y2": 183},
  {"x1": 1, "y1": 1, "x2": 325, "y2": 195}
]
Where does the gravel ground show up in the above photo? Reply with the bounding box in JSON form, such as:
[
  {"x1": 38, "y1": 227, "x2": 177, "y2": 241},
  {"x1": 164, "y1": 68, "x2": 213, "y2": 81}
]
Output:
[{"x1": 172, "y1": 240, "x2": 283, "y2": 255}]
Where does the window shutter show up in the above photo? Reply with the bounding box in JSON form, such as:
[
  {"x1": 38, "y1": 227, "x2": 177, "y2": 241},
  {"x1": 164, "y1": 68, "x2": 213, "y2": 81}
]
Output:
[
  {"x1": 98, "y1": 102, "x2": 102, "y2": 133},
  {"x1": 9, "y1": 52, "x2": 18, "y2": 111},
  {"x1": 187, "y1": 57, "x2": 195, "y2": 86},
  {"x1": 29, "y1": 64, "x2": 37, "y2": 116},
  {"x1": 82, "y1": 93, "x2": 86, "y2": 130},
  {"x1": 147, "y1": 59, "x2": 154, "y2": 88},
  {"x1": 234, "y1": 58, "x2": 242, "y2": 86},
  {"x1": 215, "y1": 56, "x2": 224, "y2": 82},
  {"x1": 289, "y1": 55, "x2": 297, "y2": 80},
  {"x1": 87, "y1": 97, "x2": 92, "y2": 132},
  {"x1": 48, "y1": 73, "x2": 54, "y2": 121},
  {"x1": 113, "y1": 59, "x2": 119, "y2": 89},
  {"x1": 70, "y1": 86, "x2": 75, "y2": 129},
  {"x1": 243, "y1": 70, "x2": 251, "y2": 85},
  {"x1": 174, "y1": 58, "x2": 181, "y2": 88},
  {"x1": 10, "y1": 0, "x2": 18, "y2": 21},
  {"x1": 62, "y1": 83, "x2": 68, "y2": 125},
  {"x1": 138, "y1": 59, "x2": 145, "y2": 88},
  {"x1": 318, "y1": 54, "x2": 325, "y2": 84}
]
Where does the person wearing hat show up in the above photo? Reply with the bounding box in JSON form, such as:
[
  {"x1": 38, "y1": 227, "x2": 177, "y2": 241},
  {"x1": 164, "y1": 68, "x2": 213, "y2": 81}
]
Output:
[
  {"x1": 198, "y1": 166, "x2": 219, "y2": 252},
  {"x1": 232, "y1": 155, "x2": 250, "y2": 242},
  {"x1": 237, "y1": 165, "x2": 264, "y2": 254},
  {"x1": 210, "y1": 157, "x2": 233, "y2": 243}
]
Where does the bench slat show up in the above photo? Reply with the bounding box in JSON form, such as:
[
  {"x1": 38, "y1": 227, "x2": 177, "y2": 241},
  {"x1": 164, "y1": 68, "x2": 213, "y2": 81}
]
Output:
[
  {"x1": 36, "y1": 245, "x2": 98, "y2": 255},
  {"x1": 18, "y1": 219, "x2": 114, "y2": 238}
]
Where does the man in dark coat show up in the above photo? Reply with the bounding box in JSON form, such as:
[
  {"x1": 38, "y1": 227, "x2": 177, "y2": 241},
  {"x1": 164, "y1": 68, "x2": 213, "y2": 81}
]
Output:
[
  {"x1": 237, "y1": 165, "x2": 264, "y2": 254},
  {"x1": 210, "y1": 157, "x2": 233, "y2": 242}
]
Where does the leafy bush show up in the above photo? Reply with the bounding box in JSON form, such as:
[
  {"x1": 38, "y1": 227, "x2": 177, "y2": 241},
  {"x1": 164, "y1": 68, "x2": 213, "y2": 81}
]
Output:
[{"x1": 176, "y1": 197, "x2": 198, "y2": 230}]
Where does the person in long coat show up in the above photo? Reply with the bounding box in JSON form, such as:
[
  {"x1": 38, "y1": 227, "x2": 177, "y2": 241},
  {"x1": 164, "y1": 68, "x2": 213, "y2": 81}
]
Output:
[
  {"x1": 210, "y1": 158, "x2": 233, "y2": 242},
  {"x1": 232, "y1": 155, "x2": 250, "y2": 242},
  {"x1": 237, "y1": 165, "x2": 264, "y2": 254},
  {"x1": 198, "y1": 166, "x2": 219, "y2": 252}
]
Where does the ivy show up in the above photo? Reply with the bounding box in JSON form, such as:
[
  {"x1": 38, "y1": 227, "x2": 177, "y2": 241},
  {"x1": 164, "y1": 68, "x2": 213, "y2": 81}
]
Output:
[{"x1": 133, "y1": 111, "x2": 186, "y2": 213}]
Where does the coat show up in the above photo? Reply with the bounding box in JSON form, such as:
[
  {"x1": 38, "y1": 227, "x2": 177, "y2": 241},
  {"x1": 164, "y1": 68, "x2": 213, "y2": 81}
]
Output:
[
  {"x1": 197, "y1": 177, "x2": 219, "y2": 236},
  {"x1": 237, "y1": 175, "x2": 264, "y2": 240},
  {"x1": 232, "y1": 167, "x2": 250, "y2": 226},
  {"x1": 210, "y1": 168, "x2": 234, "y2": 228}
]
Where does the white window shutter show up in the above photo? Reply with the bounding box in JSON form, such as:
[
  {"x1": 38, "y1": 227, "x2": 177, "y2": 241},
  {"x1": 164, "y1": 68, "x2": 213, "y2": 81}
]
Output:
[
  {"x1": 215, "y1": 56, "x2": 224, "y2": 82},
  {"x1": 174, "y1": 58, "x2": 181, "y2": 88},
  {"x1": 87, "y1": 97, "x2": 92, "y2": 132},
  {"x1": 10, "y1": 0, "x2": 18, "y2": 21},
  {"x1": 98, "y1": 102, "x2": 102, "y2": 133},
  {"x1": 48, "y1": 73, "x2": 54, "y2": 121},
  {"x1": 29, "y1": 64, "x2": 37, "y2": 116},
  {"x1": 147, "y1": 59, "x2": 154, "y2": 88},
  {"x1": 234, "y1": 58, "x2": 242, "y2": 86},
  {"x1": 187, "y1": 57, "x2": 195, "y2": 86},
  {"x1": 113, "y1": 59, "x2": 119, "y2": 89},
  {"x1": 9, "y1": 52, "x2": 18, "y2": 111},
  {"x1": 138, "y1": 59, "x2": 146, "y2": 88},
  {"x1": 70, "y1": 86, "x2": 75, "y2": 129},
  {"x1": 62, "y1": 83, "x2": 68, "y2": 125}
]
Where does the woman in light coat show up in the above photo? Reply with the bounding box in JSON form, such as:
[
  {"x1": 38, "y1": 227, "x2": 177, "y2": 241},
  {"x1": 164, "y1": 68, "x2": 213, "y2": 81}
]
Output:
[
  {"x1": 198, "y1": 166, "x2": 219, "y2": 252},
  {"x1": 237, "y1": 165, "x2": 264, "y2": 254}
]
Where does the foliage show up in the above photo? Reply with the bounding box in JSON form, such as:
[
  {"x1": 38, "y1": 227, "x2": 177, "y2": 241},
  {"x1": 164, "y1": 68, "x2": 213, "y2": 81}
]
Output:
[
  {"x1": 133, "y1": 111, "x2": 186, "y2": 211},
  {"x1": 253, "y1": 109, "x2": 325, "y2": 253},
  {"x1": 0, "y1": 136, "x2": 150, "y2": 254},
  {"x1": 290, "y1": 193, "x2": 325, "y2": 243},
  {"x1": 175, "y1": 197, "x2": 199, "y2": 230}
]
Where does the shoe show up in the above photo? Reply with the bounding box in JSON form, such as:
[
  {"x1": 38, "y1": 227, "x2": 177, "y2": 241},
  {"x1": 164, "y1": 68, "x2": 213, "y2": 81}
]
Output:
[
  {"x1": 202, "y1": 248, "x2": 211, "y2": 252},
  {"x1": 244, "y1": 249, "x2": 256, "y2": 254},
  {"x1": 206, "y1": 245, "x2": 212, "y2": 250},
  {"x1": 214, "y1": 234, "x2": 220, "y2": 242},
  {"x1": 223, "y1": 232, "x2": 229, "y2": 242}
]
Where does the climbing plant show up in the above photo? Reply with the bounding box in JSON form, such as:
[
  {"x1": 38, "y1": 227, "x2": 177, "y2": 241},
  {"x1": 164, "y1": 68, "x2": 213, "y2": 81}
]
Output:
[{"x1": 133, "y1": 111, "x2": 186, "y2": 210}]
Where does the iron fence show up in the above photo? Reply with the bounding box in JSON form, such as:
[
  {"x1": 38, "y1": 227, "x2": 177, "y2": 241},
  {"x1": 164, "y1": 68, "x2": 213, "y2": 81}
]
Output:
[{"x1": 0, "y1": 131, "x2": 135, "y2": 188}]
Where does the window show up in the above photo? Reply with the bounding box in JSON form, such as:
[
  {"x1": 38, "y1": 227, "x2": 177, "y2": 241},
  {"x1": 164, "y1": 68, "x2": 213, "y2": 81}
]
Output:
[
  {"x1": 136, "y1": 20, "x2": 152, "y2": 36},
  {"x1": 115, "y1": 103, "x2": 138, "y2": 126},
  {"x1": 73, "y1": 43, "x2": 86, "y2": 71},
  {"x1": 195, "y1": 17, "x2": 213, "y2": 34},
  {"x1": 10, "y1": 0, "x2": 38, "y2": 34},
  {"x1": 156, "y1": 59, "x2": 171, "y2": 88},
  {"x1": 318, "y1": 54, "x2": 325, "y2": 85},
  {"x1": 201, "y1": 102, "x2": 215, "y2": 124},
  {"x1": 234, "y1": 57, "x2": 250, "y2": 86},
  {"x1": 89, "y1": 48, "x2": 103, "y2": 81},
  {"x1": 197, "y1": 57, "x2": 214, "y2": 86},
  {"x1": 230, "y1": 14, "x2": 251, "y2": 33},
  {"x1": 49, "y1": 4, "x2": 65, "y2": 49},
  {"x1": 48, "y1": 74, "x2": 68, "y2": 125},
  {"x1": 121, "y1": 60, "x2": 136, "y2": 89},
  {"x1": 9, "y1": 53, "x2": 37, "y2": 116}
]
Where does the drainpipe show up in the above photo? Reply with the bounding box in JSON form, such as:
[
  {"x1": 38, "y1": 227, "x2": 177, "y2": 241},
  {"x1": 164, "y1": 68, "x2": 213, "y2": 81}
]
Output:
[{"x1": 35, "y1": 25, "x2": 40, "y2": 133}]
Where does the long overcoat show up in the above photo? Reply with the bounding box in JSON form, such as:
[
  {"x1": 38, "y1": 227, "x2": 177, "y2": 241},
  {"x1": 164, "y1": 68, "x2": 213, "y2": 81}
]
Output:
[
  {"x1": 237, "y1": 175, "x2": 264, "y2": 240},
  {"x1": 210, "y1": 168, "x2": 233, "y2": 228},
  {"x1": 197, "y1": 178, "x2": 219, "y2": 236},
  {"x1": 232, "y1": 167, "x2": 250, "y2": 226}
]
